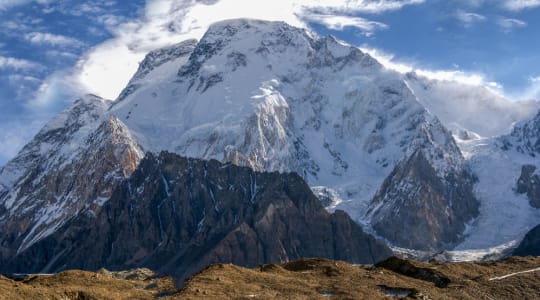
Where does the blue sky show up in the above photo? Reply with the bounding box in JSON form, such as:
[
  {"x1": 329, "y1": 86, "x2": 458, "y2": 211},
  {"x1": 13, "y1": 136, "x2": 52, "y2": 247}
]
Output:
[{"x1": 0, "y1": 0, "x2": 539, "y2": 166}]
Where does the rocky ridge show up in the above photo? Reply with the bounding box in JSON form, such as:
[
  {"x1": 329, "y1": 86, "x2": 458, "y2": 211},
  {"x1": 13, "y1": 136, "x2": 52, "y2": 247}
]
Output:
[
  {"x1": 0, "y1": 95, "x2": 143, "y2": 257},
  {"x1": 1, "y1": 152, "x2": 392, "y2": 285},
  {"x1": 2, "y1": 256, "x2": 540, "y2": 299}
]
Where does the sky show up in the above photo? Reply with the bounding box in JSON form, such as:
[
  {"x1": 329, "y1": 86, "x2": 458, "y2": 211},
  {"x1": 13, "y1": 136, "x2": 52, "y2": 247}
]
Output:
[{"x1": 0, "y1": 0, "x2": 539, "y2": 166}]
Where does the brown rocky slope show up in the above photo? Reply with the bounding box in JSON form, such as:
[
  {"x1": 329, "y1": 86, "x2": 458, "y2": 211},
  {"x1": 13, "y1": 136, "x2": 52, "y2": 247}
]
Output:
[{"x1": 2, "y1": 256, "x2": 540, "y2": 299}]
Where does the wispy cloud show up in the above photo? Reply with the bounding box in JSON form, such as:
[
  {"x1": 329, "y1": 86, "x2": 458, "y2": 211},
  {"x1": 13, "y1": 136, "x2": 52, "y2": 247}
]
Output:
[
  {"x1": 502, "y1": 0, "x2": 540, "y2": 11},
  {"x1": 45, "y1": 50, "x2": 79, "y2": 60},
  {"x1": 497, "y1": 17, "x2": 527, "y2": 32},
  {"x1": 360, "y1": 46, "x2": 490, "y2": 86},
  {"x1": 459, "y1": 0, "x2": 488, "y2": 8},
  {"x1": 27, "y1": 70, "x2": 84, "y2": 112},
  {"x1": 515, "y1": 76, "x2": 540, "y2": 100},
  {"x1": 0, "y1": 55, "x2": 41, "y2": 70},
  {"x1": 7, "y1": 74, "x2": 40, "y2": 83},
  {"x1": 300, "y1": 0, "x2": 426, "y2": 14},
  {"x1": 455, "y1": 10, "x2": 486, "y2": 27},
  {"x1": 24, "y1": 32, "x2": 85, "y2": 48},
  {"x1": 0, "y1": 0, "x2": 31, "y2": 11},
  {"x1": 302, "y1": 14, "x2": 388, "y2": 35}
]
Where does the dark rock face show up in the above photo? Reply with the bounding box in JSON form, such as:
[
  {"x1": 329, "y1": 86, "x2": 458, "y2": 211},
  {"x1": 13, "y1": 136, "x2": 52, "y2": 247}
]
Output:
[
  {"x1": 2, "y1": 152, "x2": 392, "y2": 284},
  {"x1": 367, "y1": 150, "x2": 479, "y2": 251},
  {"x1": 375, "y1": 256, "x2": 450, "y2": 288},
  {"x1": 516, "y1": 164, "x2": 540, "y2": 208},
  {"x1": 513, "y1": 224, "x2": 540, "y2": 256}
]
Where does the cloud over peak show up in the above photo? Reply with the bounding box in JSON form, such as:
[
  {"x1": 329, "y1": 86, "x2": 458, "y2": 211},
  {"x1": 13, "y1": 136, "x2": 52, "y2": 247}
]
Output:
[{"x1": 73, "y1": 0, "x2": 427, "y2": 100}]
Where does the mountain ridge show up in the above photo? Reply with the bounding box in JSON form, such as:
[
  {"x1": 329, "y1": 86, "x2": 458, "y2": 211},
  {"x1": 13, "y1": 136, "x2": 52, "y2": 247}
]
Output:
[{"x1": 0, "y1": 19, "x2": 539, "y2": 263}]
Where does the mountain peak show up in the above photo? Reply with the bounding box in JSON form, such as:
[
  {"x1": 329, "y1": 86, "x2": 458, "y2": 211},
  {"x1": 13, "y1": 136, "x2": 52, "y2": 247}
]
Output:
[
  {"x1": 41, "y1": 94, "x2": 111, "y2": 133},
  {"x1": 205, "y1": 18, "x2": 308, "y2": 37}
]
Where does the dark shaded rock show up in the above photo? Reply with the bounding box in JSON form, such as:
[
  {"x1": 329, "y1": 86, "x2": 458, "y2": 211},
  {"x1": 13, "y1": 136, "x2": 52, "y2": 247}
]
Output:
[
  {"x1": 2, "y1": 152, "x2": 392, "y2": 285},
  {"x1": 377, "y1": 285, "x2": 419, "y2": 298},
  {"x1": 513, "y1": 224, "x2": 540, "y2": 256},
  {"x1": 368, "y1": 150, "x2": 479, "y2": 251},
  {"x1": 516, "y1": 164, "x2": 540, "y2": 208},
  {"x1": 376, "y1": 256, "x2": 450, "y2": 288}
]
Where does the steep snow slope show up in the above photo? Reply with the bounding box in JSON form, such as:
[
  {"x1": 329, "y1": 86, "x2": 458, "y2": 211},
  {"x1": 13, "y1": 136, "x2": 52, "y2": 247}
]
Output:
[
  {"x1": 111, "y1": 20, "x2": 445, "y2": 208},
  {"x1": 0, "y1": 95, "x2": 110, "y2": 194},
  {"x1": 116, "y1": 39, "x2": 198, "y2": 104},
  {"x1": 110, "y1": 19, "x2": 478, "y2": 250},
  {"x1": 405, "y1": 72, "x2": 540, "y2": 138},
  {"x1": 0, "y1": 95, "x2": 143, "y2": 254}
]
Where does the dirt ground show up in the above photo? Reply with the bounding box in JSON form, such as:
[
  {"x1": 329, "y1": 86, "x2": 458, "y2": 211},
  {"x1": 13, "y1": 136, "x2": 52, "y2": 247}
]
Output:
[{"x1": 2, "y1": 256, "x2": 540, "y2": 299}]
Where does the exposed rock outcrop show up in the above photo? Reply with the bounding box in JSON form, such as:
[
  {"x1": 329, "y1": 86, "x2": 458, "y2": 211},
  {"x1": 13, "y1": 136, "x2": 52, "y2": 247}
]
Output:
[
  {"x1": 368, "y1": 149, "x2": 479, "y2": 250},
  {"x1": 516, "y1": 164, "x2": 540, "y2": 208},
  {"x1": 2, "y1": 152, "x2": 392, "y2": 284},
  {"x1": 514, "y1": 224, "x2": 540, "y2": 256}
]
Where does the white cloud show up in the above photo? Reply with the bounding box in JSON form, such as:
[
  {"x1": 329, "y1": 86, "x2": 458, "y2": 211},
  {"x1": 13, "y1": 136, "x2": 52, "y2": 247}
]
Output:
[
  {"x1": 301, "y1": 0, "x2": 426, "y2": 14},
  {"x1": 455, "y1": 10, "x2": 486, "y2": 27},
  {"x1": 515, "y1": 76, "x2": 540, "y2": 100},
  {"x1": 502, "y1": 0, "x2": 540, "y2": 11},
  {"x1": 45, "y1": 50, "x2": 78, "y2": 60},
  {"x1": 459, "y1": 0, "x2": 488, "y2": 8},
  {"x1": 497, "y1": 17, "x2": 527, "y2": 32},
  {"x1": 7, "y1": 74, "x2": 40, "y2": 83},
  {"x1": 1, "y1": 20, "x2": 31, "y2": 32},
  {"x1": 27, "y1": 71, "x2": 84, "y2": 112},
  {"x1": 360, "y1": 46, "x2": 489, "y2": 86},
  {"x1": 24, "y1": 32, "x2": 84, "y2": 48},
  {"x1": 0, "y1": 56, "x2": 41, "y2": 70},
  {"x1": 302, "y1": 14, "x2": 388, "y2": 35},
  {"x1": 0, "y1": 0, "x2": 31, "y2": 11}
]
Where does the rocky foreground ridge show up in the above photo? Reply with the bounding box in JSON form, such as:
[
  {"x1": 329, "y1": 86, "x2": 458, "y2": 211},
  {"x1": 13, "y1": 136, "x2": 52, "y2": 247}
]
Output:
[{"x1": 2, "y1": 256, "x2": 540, "y2": 299}]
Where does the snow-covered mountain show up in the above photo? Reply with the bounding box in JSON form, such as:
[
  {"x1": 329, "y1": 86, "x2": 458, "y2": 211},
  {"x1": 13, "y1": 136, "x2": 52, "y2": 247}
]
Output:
[
  {"x1": 1, "y1": 19, "x2": 539, "y2": 257},
  {"x1": 0, "y1": 95, "x2": 143, "y2": 256},
  {"x1": 109, "y1": 19, "x2": 481, "y2": 251}
]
